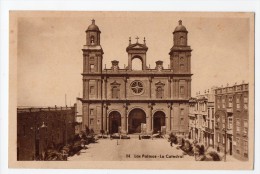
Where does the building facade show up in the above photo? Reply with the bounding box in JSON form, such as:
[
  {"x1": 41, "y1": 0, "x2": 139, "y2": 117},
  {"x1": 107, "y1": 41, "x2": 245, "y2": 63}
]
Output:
[
  {"x1": 214, "y1": 82, "x2": 249, "y2": 161},
  {"x1": 80, "y1": 20, "x2": 192, "y2": 135},
  {"x1": 188, "y1": 87, "x2": 215, "y2": 147},
  {"x1": 17, "y1": 106, "x2": 75, "y2": 160}
]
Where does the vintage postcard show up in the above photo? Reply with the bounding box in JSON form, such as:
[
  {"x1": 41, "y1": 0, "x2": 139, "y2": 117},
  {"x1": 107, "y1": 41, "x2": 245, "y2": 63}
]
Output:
[{"x1": 9, "y1": 11, "x2": 254, "y2": 169}]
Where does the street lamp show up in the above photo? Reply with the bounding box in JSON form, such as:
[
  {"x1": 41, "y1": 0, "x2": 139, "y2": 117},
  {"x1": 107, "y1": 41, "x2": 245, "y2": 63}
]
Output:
[
  {"x1": 32, "y1": 121, "x2": 47, "y2": 160},
  {"x1": 215, "y1": 109, "x2": 227, "y2": 162}
]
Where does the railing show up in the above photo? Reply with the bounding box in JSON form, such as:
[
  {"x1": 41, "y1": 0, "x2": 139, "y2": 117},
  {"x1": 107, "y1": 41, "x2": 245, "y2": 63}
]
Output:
[{"x1": 17, "y1": 106, "x2": 75, "y2": 113}]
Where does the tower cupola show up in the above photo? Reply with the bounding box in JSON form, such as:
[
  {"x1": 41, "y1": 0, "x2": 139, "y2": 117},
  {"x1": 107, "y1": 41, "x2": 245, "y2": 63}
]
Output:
[{"x1": 85, "y1": 19, "x2": 101, "y2": 46}]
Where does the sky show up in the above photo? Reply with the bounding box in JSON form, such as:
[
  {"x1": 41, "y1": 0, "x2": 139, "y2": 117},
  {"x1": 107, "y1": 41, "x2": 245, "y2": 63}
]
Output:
[{"x1": 16, "y1": 12, "x2": 251, "y2": 107}]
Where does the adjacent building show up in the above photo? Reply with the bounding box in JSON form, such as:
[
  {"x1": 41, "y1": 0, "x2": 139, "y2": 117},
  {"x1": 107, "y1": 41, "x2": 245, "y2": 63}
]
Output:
[
  {"x1": 17, "y1": 106, "x2": 76, "y2": 160},
  {"x1": 214, "y1": 82, "x2": 249, "y2": 161},
  {"x1": 188, "y1": 87, "x2": 216, "y2": 147},
  {"x1": 80, "y1": 19, "x2": 193, "y2": 135}
]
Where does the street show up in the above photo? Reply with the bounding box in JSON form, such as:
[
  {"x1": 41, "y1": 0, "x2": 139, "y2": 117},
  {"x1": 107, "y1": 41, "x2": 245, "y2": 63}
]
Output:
[{"x1": 68, "y1": 135, "x2": 194, "y2": 161}]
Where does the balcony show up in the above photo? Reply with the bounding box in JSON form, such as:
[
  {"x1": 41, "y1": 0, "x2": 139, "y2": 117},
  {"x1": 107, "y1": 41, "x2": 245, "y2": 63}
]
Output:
[
  {"x1": 226, "y1": 107, "x2": 233, "y2": 113},
  {"x1": 205, "y1": 127, "x2": 214, "y2": 133}
]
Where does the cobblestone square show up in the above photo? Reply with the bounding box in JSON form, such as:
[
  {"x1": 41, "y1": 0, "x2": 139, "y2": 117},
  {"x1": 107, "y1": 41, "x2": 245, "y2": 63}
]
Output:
[{"x1": 68, "y1": 136, "x2": 194, "y2": 161}]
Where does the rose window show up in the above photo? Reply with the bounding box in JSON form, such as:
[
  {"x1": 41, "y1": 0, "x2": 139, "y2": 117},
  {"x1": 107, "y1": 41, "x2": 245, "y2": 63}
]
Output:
[{"x1": 130, "y1": 81, "x2": 144, "y2": 94}]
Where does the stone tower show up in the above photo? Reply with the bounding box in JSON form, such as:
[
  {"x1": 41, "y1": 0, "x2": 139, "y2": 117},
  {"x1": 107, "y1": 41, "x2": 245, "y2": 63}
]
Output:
[
  {"x1": 169, "y1": 20, "x2": 192, "y2": 74},
  {"x1": 81, "y1": 19, "x2": 103, "y2": 130}
]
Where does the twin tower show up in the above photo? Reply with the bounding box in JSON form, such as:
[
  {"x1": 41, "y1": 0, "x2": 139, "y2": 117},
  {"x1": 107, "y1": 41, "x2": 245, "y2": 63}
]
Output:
[{"x1": 80, "y1": 19, "x2": 192, "y2": 135}]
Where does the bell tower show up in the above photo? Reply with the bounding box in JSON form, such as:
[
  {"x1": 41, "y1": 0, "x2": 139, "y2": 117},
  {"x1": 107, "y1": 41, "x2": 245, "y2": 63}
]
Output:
[
  {"x1": 169, "y1": 20, "x2": 192, "y2": 74},
  {"x1": 82, "y1": 19, "x2": 103, "y2": 129},
  {"x1": 126, "y1": 37, "x2": 148, "y2": 70}
]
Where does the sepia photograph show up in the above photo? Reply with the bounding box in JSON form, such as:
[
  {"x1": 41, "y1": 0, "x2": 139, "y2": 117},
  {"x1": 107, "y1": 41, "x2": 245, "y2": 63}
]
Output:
[{"x1": 8, "y1": 11, "x2": 254, "y2": 169}]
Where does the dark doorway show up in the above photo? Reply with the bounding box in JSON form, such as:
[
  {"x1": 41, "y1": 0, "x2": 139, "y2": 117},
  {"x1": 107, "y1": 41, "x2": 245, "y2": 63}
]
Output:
[
  {"x1": 153, "y1": 111, "x2": 166, "y2": 133},
  {"x1": 109, "y1": 111, "x2": 121, "y2": 134},
  {"x1": 229, "y1": 138, "x2": 233, "y2": 155},
  {"x1": 35, "y1": 139, "x2": 39, "y2": 159},
  {"x1": 128, "y1": 108, "x2": 146, "y2": 133}
]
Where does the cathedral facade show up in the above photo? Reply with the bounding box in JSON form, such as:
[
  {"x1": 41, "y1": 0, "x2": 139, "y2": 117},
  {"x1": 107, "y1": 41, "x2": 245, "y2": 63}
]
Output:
[{"x1": 80, "y1": 19, "x2": 192, "y2": 135}]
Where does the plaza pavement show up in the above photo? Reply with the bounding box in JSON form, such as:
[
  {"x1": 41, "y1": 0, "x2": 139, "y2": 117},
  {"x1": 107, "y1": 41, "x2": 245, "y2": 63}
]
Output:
[{"x1": 68, "y1": 135, "x2": 194, "y2": 161}]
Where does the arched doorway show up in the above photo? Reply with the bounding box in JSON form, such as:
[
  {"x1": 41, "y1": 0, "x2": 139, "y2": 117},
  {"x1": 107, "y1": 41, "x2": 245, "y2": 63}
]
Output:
[
  {"x1": 109, "y1": 111, "x2": 121, "y2": 134},
  {"x1": 153, "y1": 111, "x2": 166, "y2": 133},
  {"x1": 128, "y1": 108, "x2": 146, "y2": 134}
]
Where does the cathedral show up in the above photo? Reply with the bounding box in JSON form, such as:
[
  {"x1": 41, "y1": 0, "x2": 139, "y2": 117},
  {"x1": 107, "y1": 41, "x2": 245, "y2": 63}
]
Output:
[{"x1": 80, "y1": 19, "x2": 192, "y2": 135}]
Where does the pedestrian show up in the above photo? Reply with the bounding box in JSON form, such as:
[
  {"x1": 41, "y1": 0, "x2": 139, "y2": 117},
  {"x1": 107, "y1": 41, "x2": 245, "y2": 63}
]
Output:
[
  {"x1": 139, "y1": 135, "x2": 141, "y2": 140},
  {"x1": 170, "y1": 141, "x2": 173, "y2": 147}
]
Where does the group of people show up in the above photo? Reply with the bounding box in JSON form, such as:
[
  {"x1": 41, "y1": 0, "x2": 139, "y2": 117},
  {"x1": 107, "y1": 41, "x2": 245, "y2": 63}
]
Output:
[{"x1": 168, "y1": 133, "x2": 221, "y2": 161}]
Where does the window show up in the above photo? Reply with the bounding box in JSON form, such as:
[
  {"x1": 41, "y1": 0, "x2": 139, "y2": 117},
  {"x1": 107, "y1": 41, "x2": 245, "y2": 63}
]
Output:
[
  {"x1": 236, "y1": 95, "x2": 240, "y2": 109},
  {"x1": 244, "y1": 95, "x2": 248, "y2": 110},
  {"x1": 228, "y1": 117, "x2": 233, "y2": 129},
  {"x1": 180, "y1": 118, "x2": 184, "y2": 125},
  {"x1": 180, "y1": 86, "x2": 184, "y2": 94},
  {"x1": 90, "y1": 86, "x2": 95, "y2": 95},
  {"x1": 244, "y1": 141, "x2": 248, "y2": 157},
  {"x1": 130, "y1": 81, "x2": 144, "y2": 95},
  {"x1": 90, "y1": 109, "x2": 94, "y2": 115},
  {"x1": 243, "y1": 120, "x2": 248, "y2": 136},
  {"x1": 180, "y1": 109, "x2": 184, "y2": 116},
  {"x1": 222, "y1": 115, "x2": 226, "y2": 129},
  {"x1": 216, "y1": 116, "x2": 220, "y2": 128},
  {"x1": 236, "y1": 138, "x2": 240, "y2": 153},
  {"x1": 90, "y1": 36, "x2": 94, "y2": 44},
  {"x1": 180, "y1": 36, "x2": 185, "y2": 45},
  {"x1": 217, "y1": 97, "x2": 221, "y2": 109},
  {"x1": 228, "y1": 96, "x2": 233, "y2": 107},
  {"x1": 156, "y1": 86, "x2": 164, "y2": 98},
  {"x1": 112, "y1": 86, "x2": 119, "y2": 98},
  {"x1": 90, "y1": 118, "x2": 94, "y2": 125},
  {"x1": 217, "y1": 133, "x2": 220, "y2": 143},
  {"x1": 222, "y1": 97, "x2": 226, "y2": 108},
  {"x1": 222, "y1": 135, "x2": 225, "y2": 144},
  {"x1": 212, "y1": 108, "x2": 214, "y2": 119},
  {"x1": 180, "y1": 64, "x2": 184, "y2": 71},
  {"x1": 236, "y1": 119, "x2": 240, "y2": 132},
  {"x1": 90, "y1": 64, "x2": 95, "y2": 72}
]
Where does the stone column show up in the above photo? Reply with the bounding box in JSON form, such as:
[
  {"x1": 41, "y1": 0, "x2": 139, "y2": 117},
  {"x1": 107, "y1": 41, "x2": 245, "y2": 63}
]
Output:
[
  {"x1": 187, "y1": 79, "x2": 191, "y2": 98},
  {"x1": 103, "y1": 104, "x2": 107, "y2": 132},
  {"x1": 167, "y1": 103, "x2": 172, "y2": 132},
  {"x1": 86, "y1": 54, "x2": 89, "y2": 73},
  {"x1": 171, "y1": 79, "x2": 174, "y2": 99},
  {"x1": 104, "y1": 77, "x2": 107, "y2": 99},
  {"x1": 149, "y1": 77, "x2": 152, "y2": 98},
  {"x1": 148, "y1": 103, "x2": 153, "y2": 133},
  {"x1": 123, "y1": 103, "x2": 128, "y2": 133},
  {"x1": 82, "y1": 103, "x2": 89, "y2": 128},
  {"x1": 176, "y1": 80, "x2": 179, "y2": 98},
  {"x1": 83, "y1": 79, "x2": 89, "y2": 99},
  {"x1": 96, "y1": 80, "x2": 98, "y2": 99},
  {"x1": 168, "y1": 77, "x2": 171, "y2": 99},
  {"x1": 124, "y1": 77, "x2": 127, "y2": 99},
  {"x1": 106, "y1": 106, "x2": 109, "y2": 133},
  {"x1": 83, "y1": 55, "x2": 86, "y2": 73}
]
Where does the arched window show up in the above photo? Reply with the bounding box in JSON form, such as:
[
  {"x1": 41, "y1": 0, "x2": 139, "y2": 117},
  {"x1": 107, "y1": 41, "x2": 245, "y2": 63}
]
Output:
[
  {"x1": 90, "y1": 36, "x2": 94, "y2": 44},
  {"x1": 180, "y1": 36, "x2": 185, "y2": 45},
  {"x1": 180, "y1": 86, "x2": 185, "y2": 94},
  {"x1": 112, "y1": 86, "x2": 119, "y2": 98},
  {"x1": 156, "y1": 86, "x2": 164, "y2": 98},
  {"x1": 132, "y1": 58, "x2": 142, "y2": 70},
  {"x1": 180, "y1": 64, "x2": 184, "y2": 71}
]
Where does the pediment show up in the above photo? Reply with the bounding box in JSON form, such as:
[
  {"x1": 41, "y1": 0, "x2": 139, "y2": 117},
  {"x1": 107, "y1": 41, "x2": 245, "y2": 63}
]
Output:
[
  {"x1": 155, "y1": 81, "x2": 165, "y2": 86},
  {"x1": 131, "y1": 44, "x2": 144, "y2": 49},
  {"x1": 110, "y1": 81, "x2": 121, "y2": 86}
]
